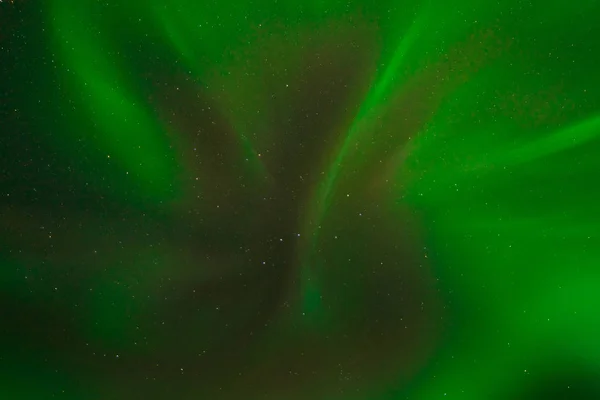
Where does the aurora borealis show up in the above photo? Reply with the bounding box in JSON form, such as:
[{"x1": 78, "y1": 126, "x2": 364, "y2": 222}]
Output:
[{"x1": 2, "y1": 0, "x2": 600, "y2": 398}]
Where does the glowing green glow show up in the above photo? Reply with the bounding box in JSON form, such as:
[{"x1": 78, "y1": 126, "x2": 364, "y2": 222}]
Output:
[{"x1": 1, "y1": 0, "x2": 598, "y2": 398}]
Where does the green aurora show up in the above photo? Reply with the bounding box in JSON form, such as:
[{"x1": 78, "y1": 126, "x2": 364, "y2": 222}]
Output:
[{"x1": 1, "y1": 0, "x2": 600, "y2": 398}]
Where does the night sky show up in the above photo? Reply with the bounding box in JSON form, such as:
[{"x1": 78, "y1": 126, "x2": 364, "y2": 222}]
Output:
[{"x1": 1, "y1": 0, "x2": 600, "y2": 399}]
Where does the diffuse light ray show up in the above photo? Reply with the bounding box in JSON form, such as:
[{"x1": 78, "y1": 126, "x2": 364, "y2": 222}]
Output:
[
  {"x1": 495, "y1": 113, "x2": 600, "y2": 167},
  {"x1": 306, "y1": 5, "x2": 428, "y2": 232},
  {"x1": 404, "y1": 113, "x2": 600, "y2": 204},
  {"x1": 152, "y1": 3, "x2": 274, "y2": 180},
  {"x1": 51, "y1": 0, "x2": 179, "y2": 201}
]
